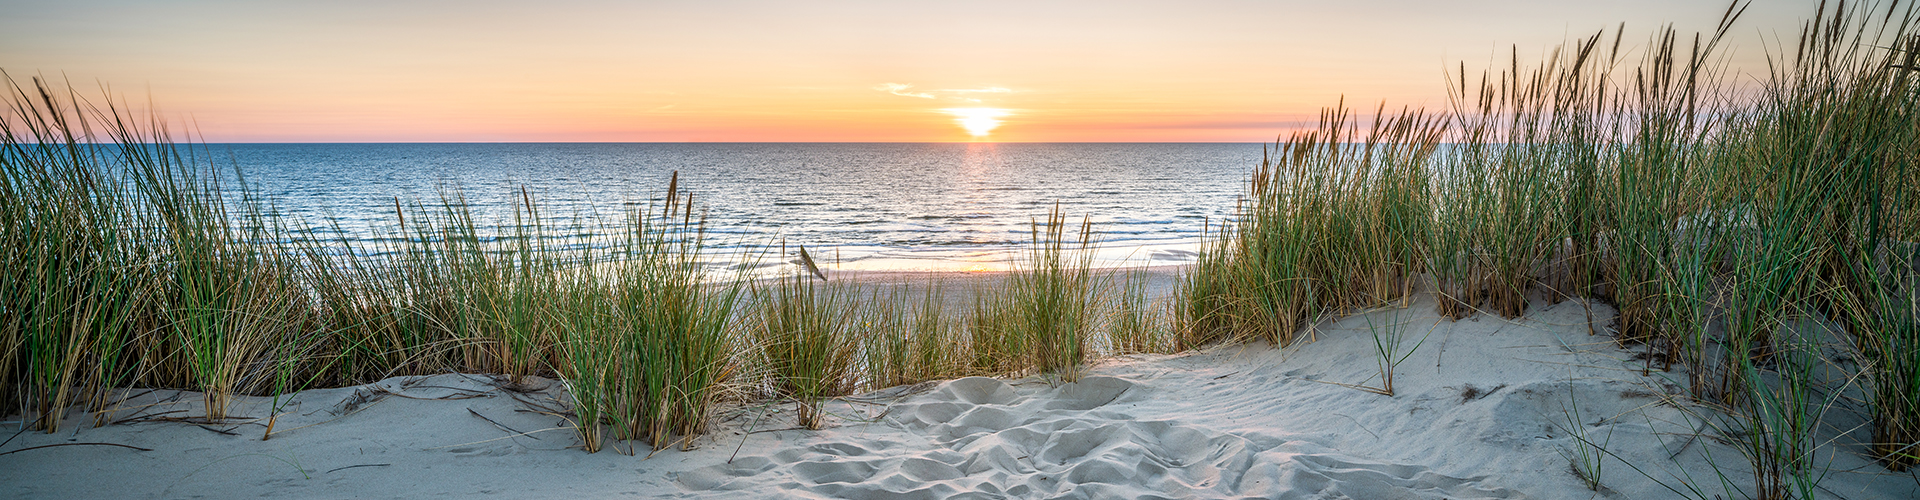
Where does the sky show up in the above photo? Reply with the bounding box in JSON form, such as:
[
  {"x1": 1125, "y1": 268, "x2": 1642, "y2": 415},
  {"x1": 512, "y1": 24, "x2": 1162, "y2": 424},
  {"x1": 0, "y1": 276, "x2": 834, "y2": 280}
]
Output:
[{"x1": 1, "y1": 0, "x2": 1829, "y2": 142}]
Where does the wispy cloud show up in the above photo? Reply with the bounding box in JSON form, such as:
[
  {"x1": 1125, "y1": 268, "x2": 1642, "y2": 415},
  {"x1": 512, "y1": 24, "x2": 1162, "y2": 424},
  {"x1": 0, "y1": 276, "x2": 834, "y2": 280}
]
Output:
[
  {"x1": 936, "y1": 87, "x2": 1013, "y2": 94},
  {"x1": 875, "y1": 83, "x2": 936, "y2": 99},
  {"x1": 875, "y1": 83, "x2": 1015, "y2": 101}
]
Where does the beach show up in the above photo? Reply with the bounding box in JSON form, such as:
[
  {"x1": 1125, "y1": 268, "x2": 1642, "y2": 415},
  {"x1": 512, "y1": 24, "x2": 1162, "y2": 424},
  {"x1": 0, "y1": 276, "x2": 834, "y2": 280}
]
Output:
[
  {"x1": 5, "y1": 273, "x2": 1915, "y2": 499},
  {"x1": 5, "y1": 3, "x2": 1919, "y2": 498}
]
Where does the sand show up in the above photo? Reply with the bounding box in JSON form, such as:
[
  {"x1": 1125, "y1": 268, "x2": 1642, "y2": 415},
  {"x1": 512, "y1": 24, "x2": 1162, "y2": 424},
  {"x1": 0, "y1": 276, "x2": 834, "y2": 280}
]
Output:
[{"x1": 3, "y1": 275, "x2": 1917, "y2": 499}]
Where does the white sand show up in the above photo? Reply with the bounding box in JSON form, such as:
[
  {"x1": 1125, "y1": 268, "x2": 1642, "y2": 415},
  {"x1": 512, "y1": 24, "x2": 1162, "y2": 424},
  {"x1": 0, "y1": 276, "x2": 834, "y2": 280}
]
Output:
[{"x1": 4, "y1": 285, "x2": 1917, "y2": 499}]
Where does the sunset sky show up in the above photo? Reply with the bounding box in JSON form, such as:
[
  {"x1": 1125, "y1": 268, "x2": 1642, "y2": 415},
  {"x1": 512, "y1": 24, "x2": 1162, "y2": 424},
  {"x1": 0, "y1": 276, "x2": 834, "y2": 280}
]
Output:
[{"x1": 3, "y1": 1, "x2": 1817, "y2": 142}]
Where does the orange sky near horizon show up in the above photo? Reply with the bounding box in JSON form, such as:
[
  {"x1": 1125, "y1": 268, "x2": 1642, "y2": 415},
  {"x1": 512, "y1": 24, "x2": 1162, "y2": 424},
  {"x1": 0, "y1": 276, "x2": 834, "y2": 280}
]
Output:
[{"x1": 2, "y1": 0, "x2": 1820, "y2": 142}]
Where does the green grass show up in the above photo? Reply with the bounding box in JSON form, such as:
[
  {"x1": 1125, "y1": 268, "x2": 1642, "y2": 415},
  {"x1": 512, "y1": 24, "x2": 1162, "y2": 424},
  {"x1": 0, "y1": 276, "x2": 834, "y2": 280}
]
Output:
[
  {"x1": 906, "y1": 280, "x2": 963, "y2": 383},
  {"x1": 963, "y1": 205, "x2": 1102, "y2": 381},
  {"x1": 1106, "y1": 268, "x2": 1174, "y2": 356},
  {"x1": 750, "y1": 268, "x2": 860, "y2": 429},
  {"x1": 1866, "y1": 259, "x2": 1920, "y2": 470},
  {"x1": 966, "y1": 280, "x2": 1023, "y2": 375},
  {"x1": 1180, "y1": 103, "x2": 1441, "y2": 346},
  {"x1": 1011, "y1": 206, "x2": 1100, "y2": 381},
  {"x1": 0, "y1": 76, "x2": 760, "y2": 448},
  {"x1": 861, "y1": 282, "x2": 964, "y2": 389},
  {"x1": 0, "y1": 77, "x2": 157, "y2": 430},
  {"x1": 1555, "y1": 381, "x2": 1618, "y2": 492},
  {"x1": 575, "y1": 182, "x2": 744, "y2": 450},
  {"x1": 860, "y1": 286, "x2": 915, "y2": 390},
  {"x1": 1174, "y1": 3, "x2": 1916, "y2": 497},
  {"x1": 1360, "y1": 306, "x2": 1428, "y2": 397},
  {"x1": 2, "y1": 74, "x2": 312, "y2": 425}
]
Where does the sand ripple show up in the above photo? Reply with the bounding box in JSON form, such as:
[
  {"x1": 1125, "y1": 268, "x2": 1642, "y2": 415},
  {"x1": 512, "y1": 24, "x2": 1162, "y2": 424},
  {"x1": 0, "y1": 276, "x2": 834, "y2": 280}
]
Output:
[{"x1": 680, "y1": 376, "x2": 1523, "y2": 499}]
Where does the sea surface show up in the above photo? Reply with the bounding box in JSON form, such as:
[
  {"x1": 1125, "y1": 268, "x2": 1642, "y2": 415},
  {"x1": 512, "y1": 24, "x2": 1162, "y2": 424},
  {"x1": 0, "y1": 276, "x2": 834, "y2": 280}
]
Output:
[{"x1": 220, "y1": 143, "x2": 1260, "y2": 273}]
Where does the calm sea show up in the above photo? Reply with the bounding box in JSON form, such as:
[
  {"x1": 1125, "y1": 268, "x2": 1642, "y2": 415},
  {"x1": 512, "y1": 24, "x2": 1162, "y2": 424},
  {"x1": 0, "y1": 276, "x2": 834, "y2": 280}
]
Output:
[{"x1": 221, "y1": 143, "x2": 1260, "y2": 273}]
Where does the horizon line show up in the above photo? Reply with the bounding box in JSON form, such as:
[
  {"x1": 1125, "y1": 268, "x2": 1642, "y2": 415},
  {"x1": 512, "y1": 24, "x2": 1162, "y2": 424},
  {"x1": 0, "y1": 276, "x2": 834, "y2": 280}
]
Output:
[{"x1": 182, "y1": 140, "x2": 1281, "y2": 145}]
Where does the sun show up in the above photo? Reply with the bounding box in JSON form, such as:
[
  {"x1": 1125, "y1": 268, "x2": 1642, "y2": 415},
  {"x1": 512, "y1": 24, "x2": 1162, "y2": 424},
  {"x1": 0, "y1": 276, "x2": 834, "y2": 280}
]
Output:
[{"x1": 942, "y1": 108, "x2": 1009, "y2": 138}]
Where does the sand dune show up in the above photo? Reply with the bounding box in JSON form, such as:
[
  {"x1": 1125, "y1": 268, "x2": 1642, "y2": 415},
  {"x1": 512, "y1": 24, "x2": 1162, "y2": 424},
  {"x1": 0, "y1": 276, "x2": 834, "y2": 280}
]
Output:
[
  {"x1": 684, "y1": 374, "x2": 1520, "y2": 499},
  {"x1": 4, "y1": 289, "x2": 1916, "y2": 499}
]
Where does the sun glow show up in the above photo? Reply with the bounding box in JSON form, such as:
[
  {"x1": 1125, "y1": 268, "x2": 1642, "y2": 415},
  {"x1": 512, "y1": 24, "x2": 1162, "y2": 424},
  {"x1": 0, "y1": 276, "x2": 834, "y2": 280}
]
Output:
[{"x1": 943, "y1": 108, "x2": 1010, "y2": 138}]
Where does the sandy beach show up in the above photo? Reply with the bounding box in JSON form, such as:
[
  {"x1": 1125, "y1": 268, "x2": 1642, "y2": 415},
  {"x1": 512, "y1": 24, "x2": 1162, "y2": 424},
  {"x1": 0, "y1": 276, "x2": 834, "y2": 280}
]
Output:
[{"x1": 4, "y1": 271, "x2": 1914, "y2": 500}]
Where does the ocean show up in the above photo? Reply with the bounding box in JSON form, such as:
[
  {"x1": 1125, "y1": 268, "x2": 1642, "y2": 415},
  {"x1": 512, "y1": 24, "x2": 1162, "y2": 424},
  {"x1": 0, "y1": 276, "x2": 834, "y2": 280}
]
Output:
[{"x1": 220, "y1": 142, "x2": 1260, "y2": 272}]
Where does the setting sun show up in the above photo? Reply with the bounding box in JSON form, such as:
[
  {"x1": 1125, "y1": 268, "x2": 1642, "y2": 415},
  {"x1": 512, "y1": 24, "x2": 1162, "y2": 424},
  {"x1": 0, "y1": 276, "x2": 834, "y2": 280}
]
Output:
[{"x1": 943, "y1": 108, "x2": 1010, "y2": 138}]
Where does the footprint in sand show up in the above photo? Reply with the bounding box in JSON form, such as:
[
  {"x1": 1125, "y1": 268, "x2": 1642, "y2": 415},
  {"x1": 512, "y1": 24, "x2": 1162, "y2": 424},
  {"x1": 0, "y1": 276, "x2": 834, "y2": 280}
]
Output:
[
  {"x1": 939, "y1": 377, "x2": 1021, "y2": 405},
  {"x1": 679, "y1": 376, "x2": 1525, "y2": 499},
  {"x1": 673, "y1": 456, "x2": 777, "y2": 491},
  {"x1": 1237, "y1": 451, "x2": 1525, "y2": 499}
]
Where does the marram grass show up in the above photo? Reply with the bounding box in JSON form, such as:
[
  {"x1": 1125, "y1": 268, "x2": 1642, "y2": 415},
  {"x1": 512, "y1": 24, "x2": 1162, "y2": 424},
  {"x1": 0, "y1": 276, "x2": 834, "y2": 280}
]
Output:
[{"x1": 1175, "y1": 2, "x2": 1917, "y2": 496}]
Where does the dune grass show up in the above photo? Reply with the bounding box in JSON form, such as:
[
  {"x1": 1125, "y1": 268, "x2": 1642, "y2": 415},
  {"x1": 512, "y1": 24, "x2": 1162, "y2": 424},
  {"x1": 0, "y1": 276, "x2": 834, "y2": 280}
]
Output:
[
  {"x1": 862, "y1": 282, "x2": 964, "y2": 389},
  {"x1": 557, "y1": 179, "x2": 744, "y2": 452},
  {"x1": 1107, "y1": 268, "x2": 1174, "y2": 356},
  {"x1": 1174, "y1": 2, "x2": 1916, "y2": 496},
  {"x1": 0, "y1": 79, "x2": 157, "y2": 431},
  {"x1": 1846, "y1": 247, "x2": 1920, "y2": 470},
  {"x1": 749, "y1": 269, "x2": 860, "y2": 430},
  {"x1": 908, "y1": 284, "x2": 964, "y2": 381},
  {"x1": 1360, "y1": 306, "x2": 1429, "y2": 397},
  {"x1": 1555, "y1": 383, "x2": 1618, "y2": 492},
  {"x1": 859, "y1": 286, "x2": 916, "y2": 391},
  {"x1": 1, "y1": 75, "x2": 313, "y2": 426},
  {"x1": 1011, "y1": 206, "x2": 1100, "y2": 381},
  {"x1": 963, "y1": 205, "x2": 1102, "y2": 381},
  {"x1": 0, "y1": 75, "x2": 764, "y2": 449},
  {"x1": 1179, "y1": 103, "x2": 1441, "y2": 346}
]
